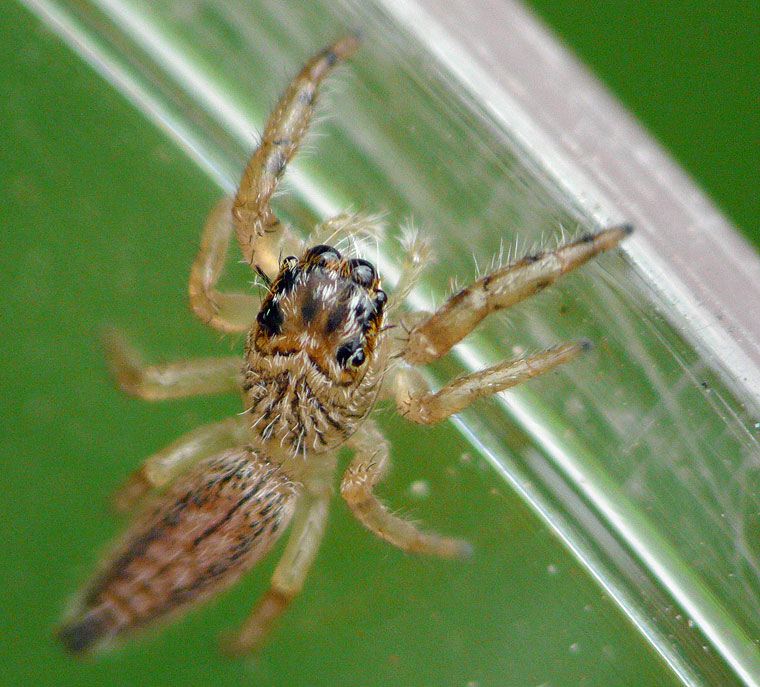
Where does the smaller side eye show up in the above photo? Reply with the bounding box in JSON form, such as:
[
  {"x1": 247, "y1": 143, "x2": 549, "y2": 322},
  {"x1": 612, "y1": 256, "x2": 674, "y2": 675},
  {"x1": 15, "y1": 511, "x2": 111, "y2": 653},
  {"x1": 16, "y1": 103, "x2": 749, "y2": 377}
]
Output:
[
  {"x1": 306, "y1": 245, "x2": 342, "y2": 264},
  {"x1": 374, "y1": 290, "x2": 387, "y2": 308},
  {"x1": 275, "y1": 257, "x2": 299, "y2": 295},
  {"x1": 348, "y1": 258, "x2": 376, "y2": 287}
]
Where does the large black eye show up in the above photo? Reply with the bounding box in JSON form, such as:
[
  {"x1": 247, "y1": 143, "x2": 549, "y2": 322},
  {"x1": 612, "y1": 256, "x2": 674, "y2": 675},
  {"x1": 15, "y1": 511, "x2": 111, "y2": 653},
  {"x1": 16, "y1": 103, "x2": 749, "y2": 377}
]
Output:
[
  {"x1": 257, "y1": 301, "x2": 283, "y2": 336},
  {"x1": 306, "y1": 245, "x2": 341, "y2": 264},
  {"x1": 336, "y1": 338, "x2": 362, "y2": 367},
  {"x1": 348, "y1": 258, "x2": 376, "y2": 287}
]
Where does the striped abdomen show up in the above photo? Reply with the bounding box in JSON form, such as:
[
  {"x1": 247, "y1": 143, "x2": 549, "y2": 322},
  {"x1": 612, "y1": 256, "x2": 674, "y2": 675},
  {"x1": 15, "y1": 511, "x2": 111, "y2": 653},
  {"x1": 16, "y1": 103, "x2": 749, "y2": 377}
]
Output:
[{"x1": 58, "y1": 448, "x2": 298, "y2": 653}]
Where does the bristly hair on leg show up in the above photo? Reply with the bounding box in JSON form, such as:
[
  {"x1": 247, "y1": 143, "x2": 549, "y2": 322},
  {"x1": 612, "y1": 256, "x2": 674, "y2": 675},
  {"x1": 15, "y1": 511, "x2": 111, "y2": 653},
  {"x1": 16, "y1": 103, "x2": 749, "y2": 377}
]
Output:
[{"x1": 388, "y1": 221, "x2": 433, "y2": 314}]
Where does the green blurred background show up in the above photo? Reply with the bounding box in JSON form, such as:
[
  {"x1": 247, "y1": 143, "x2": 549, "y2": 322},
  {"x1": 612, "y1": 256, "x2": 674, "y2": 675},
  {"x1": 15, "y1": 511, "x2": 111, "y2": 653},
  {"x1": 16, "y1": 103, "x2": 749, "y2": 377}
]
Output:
[{"x1": 1, "y1": 1, "x2": 757, "y2": 686}]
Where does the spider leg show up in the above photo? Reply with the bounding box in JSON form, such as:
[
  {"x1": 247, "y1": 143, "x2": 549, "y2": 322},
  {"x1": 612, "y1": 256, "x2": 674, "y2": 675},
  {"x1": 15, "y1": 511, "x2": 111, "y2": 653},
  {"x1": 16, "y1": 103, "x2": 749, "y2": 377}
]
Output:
[
  {"x1": 340, "y1": 419, "x2": 470, "y2": 558},
  {"x1": 223, "y1": 489, "x2": 330, "y2": 655},
  {"x1": 112, "y1": 416, "x2": 251, "y2": 512},
  {"x1": 189, "y1": 197, "x2": 267, "y2": 332},
  {"x1": 402, "y1": 225, "x2": 631, "y2": 365},
  {"x1": 104, "y1": 328, "x2": 241, "y2": 400},
  {"x1": 232, "y1": 35, "x2": 360, "y2": 271},
  {"x1": 393, "y1": 341, "x2": 588, "y2": 425}
]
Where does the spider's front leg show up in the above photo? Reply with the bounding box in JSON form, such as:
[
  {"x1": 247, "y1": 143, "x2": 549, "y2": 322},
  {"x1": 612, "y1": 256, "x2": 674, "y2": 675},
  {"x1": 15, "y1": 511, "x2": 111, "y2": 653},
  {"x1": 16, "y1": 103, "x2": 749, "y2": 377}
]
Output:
[
  {"x1": 190, "y1": 36, "x2": 358, "y2": 333},
  {"x1": 232, "y1": 35, "x2": 359, "y2": 271},
  {"x1": 104, "y1": 328, "x2": 242, "y2": 400},
  {"x1": 392, "y1": 225, "x2": 631, "y2": 422},
  {"x1": 392, "y1": 340, "x2": 588, "y2": 425},
  {"x1": 402, "y1": 225, "x2": 631, "y2": 365},
  {"x1": 340, "y1": 419, "x2": 471, "y2": 558}
]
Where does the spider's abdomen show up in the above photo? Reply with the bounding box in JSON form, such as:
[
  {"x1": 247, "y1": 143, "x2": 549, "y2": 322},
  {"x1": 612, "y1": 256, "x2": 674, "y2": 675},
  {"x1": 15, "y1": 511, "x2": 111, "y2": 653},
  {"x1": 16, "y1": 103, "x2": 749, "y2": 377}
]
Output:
[{"x1": 58, "y1": 448, "x2": 297, "y2": 653}]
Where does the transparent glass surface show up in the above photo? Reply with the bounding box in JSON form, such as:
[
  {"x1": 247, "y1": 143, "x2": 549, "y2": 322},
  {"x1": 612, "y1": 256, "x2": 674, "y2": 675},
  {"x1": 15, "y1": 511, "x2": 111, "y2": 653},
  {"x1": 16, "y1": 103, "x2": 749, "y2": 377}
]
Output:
[{"x1": 2, "y1": 1, "x2": 758, "y2": 685}]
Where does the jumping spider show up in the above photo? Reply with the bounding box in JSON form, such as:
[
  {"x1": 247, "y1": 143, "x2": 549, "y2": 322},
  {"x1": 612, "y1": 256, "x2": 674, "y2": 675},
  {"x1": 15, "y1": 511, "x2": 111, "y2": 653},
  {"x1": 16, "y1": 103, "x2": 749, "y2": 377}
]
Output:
[{"x1": 58, "y1": 35, "x2": 631, "y2": 655}]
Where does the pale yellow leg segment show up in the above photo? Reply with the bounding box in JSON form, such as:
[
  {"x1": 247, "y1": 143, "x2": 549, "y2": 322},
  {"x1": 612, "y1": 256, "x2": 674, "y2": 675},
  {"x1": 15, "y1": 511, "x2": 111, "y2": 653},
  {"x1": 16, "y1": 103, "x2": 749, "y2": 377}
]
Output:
[
  {"x1": 189, "y1": 197, "x2": 263, "y2": 333},
  {"x1": 395, "y1": 341, "x2": 589, "y2": 424},
  {"x1": 104, "y1": 329, "x2": 241, "y2": 401},
  {"x1": 403, "y1": 225, "x2": 631, "y2": 365},
  {"x1": 224, "y1": 490, "x2": 330, "y2": 655},
  {"x1": 232, "y1": 35, "x2": 360, "y2": 269},
  {"x1": 340, "y1": 420, "x2": 471, "y2": 558},
  {"x1": 112, "y1": 416, "x2": 251, "y2": 512}
]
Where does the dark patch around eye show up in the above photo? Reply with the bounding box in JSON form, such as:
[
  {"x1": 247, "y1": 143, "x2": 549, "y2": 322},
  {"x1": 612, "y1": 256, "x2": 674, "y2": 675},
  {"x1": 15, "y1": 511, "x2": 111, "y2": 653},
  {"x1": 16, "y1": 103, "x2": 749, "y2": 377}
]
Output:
[
  {"x1": 257, "y1": 302, "x2": 283, "y2": 336},
  {"x1": 325, "y1": 303, "x2": 347, "y2": 334},
  {"x1": 275, "y1": 265, "x2": 298, "y2": 296},
  {"x1": 301, "y1": 292, "x2": 317, "y2": 323},
  {"x1": 348, "y1": 258, "x2": 376, "y2": 287},
  {"x1": 336, "y1": 338, "x2": 361, "y2": 367}
]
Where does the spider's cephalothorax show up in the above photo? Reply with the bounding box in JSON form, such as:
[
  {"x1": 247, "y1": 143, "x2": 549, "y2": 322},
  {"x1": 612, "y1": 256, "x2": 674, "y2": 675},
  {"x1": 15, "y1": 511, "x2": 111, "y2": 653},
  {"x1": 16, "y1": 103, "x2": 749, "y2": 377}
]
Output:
[
  {"x1": 59, "y1": 35, "x2": 631, "y2": 657},
  {"x1": 242, "y1": 244, "x2": 388, "y2": 458}
]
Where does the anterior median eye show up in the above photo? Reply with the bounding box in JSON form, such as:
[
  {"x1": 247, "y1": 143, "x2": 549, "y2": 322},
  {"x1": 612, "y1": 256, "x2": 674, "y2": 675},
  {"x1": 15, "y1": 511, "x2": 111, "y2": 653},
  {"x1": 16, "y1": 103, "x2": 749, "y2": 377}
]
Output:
[
  {"x1": 257, "y1": 302, "x2": 283, "y2": 336},
  {"x1": 336, "y1": 338, "x2": 362, "y2": 367}
]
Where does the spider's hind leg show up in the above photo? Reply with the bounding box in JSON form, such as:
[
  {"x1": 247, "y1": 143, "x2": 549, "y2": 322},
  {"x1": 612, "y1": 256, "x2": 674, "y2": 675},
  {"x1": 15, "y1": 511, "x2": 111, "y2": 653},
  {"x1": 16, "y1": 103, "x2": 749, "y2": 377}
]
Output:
[
  {"x1": 340, "y1": 419, "x2": 471, "y2": 558},
  {"x1": 224, "y1": 488, "x2": 331, "y2": 655},
  {"x1": 112, "y1": 416, "x2": 251, "y2": 512}
]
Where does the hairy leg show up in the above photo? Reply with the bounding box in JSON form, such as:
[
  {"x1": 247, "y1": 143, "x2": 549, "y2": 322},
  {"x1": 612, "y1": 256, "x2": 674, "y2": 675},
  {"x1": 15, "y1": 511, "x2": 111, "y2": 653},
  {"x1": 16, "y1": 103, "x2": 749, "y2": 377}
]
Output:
[
  {"x1": 189, "y1": 197, "x2": 264, "y2": 333},
  {"x1": 232, "y1": 35, "x2": 359, "y2": 270},
  {"x1": 340, "y1": 419, "x2": 470, "y2": 558},
  {"x1": 112, "y1": 416, "x2": 251, "y2": 512},
  {"x1": 104, "y1": 328, "x2": 242, "y2": 400},
  {"x1": 402, "y1": 225, "x2": 631, "y2": 365},
  {"x1": 224, "y1": 489, "x2": 330, "y2": 655},
  {"x1": 393, "y1": 341, "x2": 589, "y2": 424}
]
